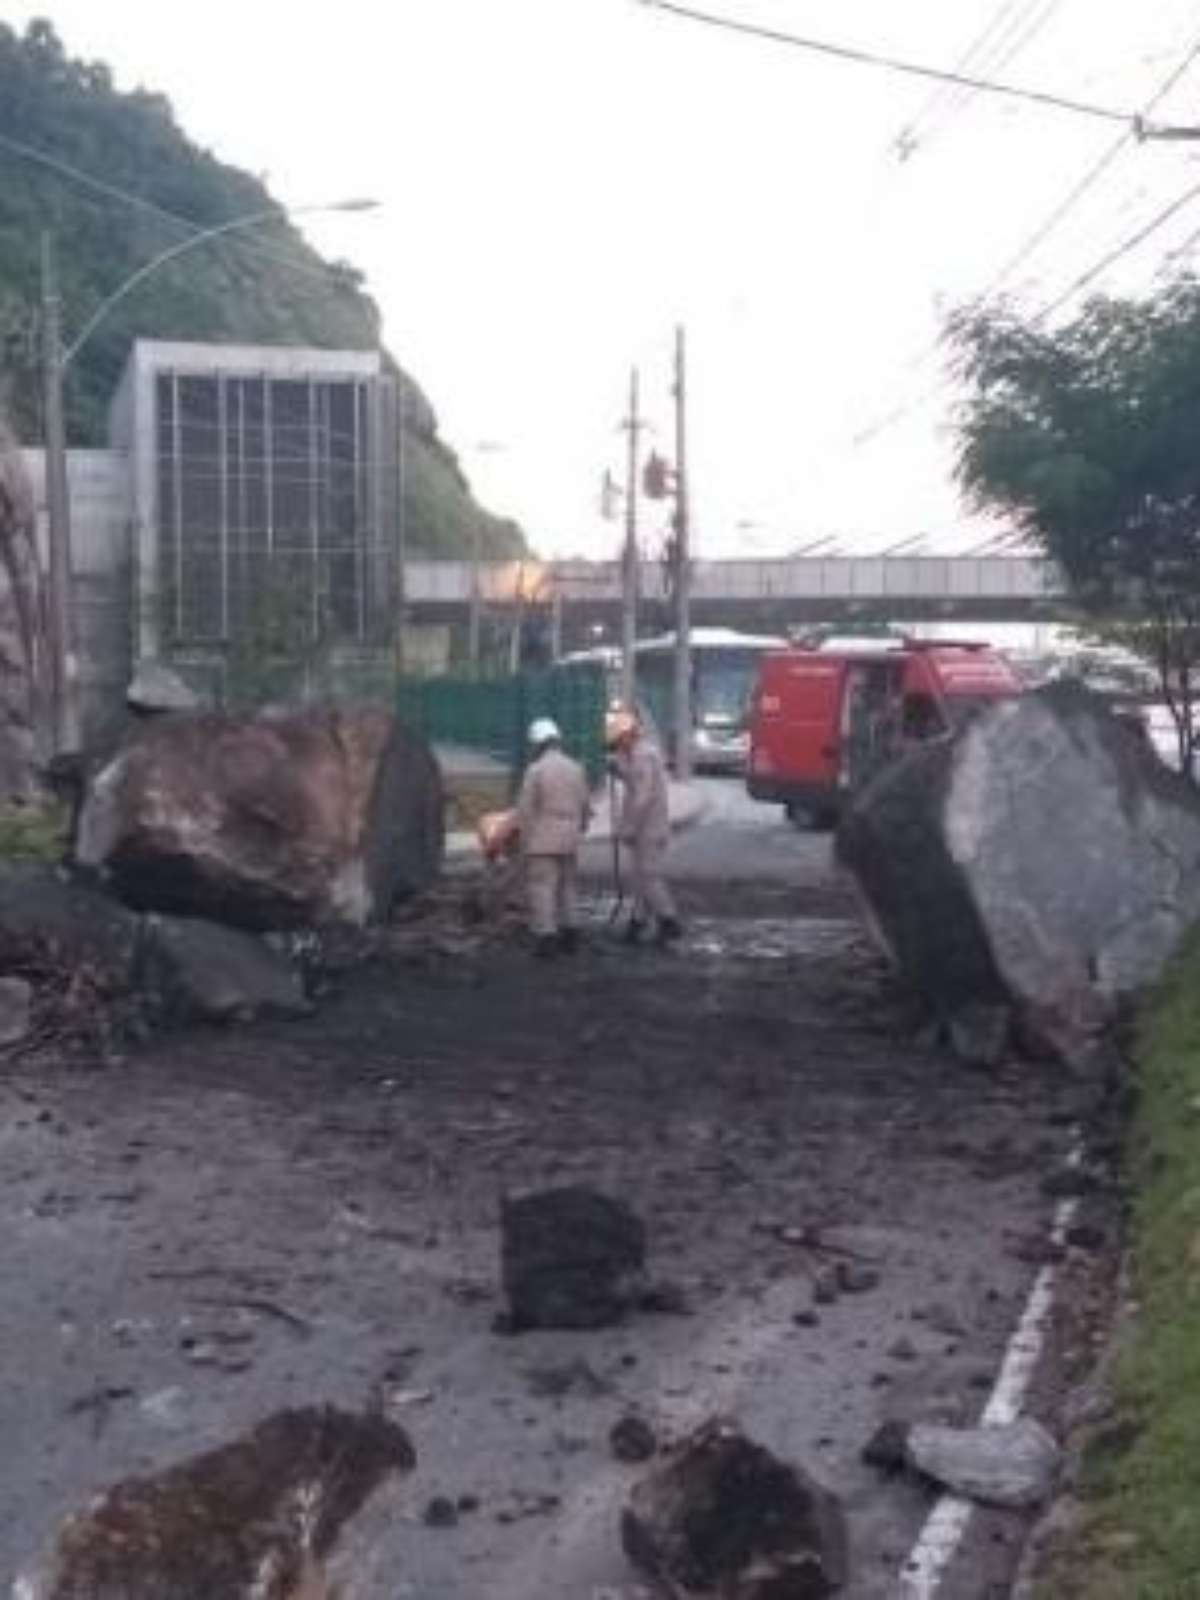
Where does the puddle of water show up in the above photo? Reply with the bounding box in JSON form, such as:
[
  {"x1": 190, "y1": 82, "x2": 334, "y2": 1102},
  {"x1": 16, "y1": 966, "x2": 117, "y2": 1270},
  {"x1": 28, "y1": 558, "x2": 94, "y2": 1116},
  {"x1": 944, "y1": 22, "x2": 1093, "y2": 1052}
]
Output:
[
  {"x1": 686, "y1": 916, "x2": 856, "y2": 960},
  {"x1": 577, "y1": 901, "x2": 855, "y2": 960}
]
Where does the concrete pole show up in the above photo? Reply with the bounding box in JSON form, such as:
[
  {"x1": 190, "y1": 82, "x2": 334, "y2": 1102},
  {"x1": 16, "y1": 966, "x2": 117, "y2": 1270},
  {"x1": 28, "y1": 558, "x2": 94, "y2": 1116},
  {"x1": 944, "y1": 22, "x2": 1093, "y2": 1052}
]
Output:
[
  {"x1": 395, "y1": 382, "x2": 407, "y2": 676},
  {"x1": 671, "y1": 324, "x2": 692, "y2": 780},
  {"x1": 621, "y1": 366, "x2": 641, "y2": 710},
  {"x1": 468, "y1": 522, "x2": 482, "y2": 673},
  {"x1": 550, "y1": 577, "x2": 564, "y2": 662},
  {"x1": 40, "y1": 232, "x2": 79, "y2": 753}
]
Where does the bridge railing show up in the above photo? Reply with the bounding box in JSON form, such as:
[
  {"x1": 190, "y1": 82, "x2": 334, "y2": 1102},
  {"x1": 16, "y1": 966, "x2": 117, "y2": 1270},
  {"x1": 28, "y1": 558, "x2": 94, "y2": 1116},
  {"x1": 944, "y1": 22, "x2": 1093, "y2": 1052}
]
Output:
[{"x1": 403, "y1": 555, "x2": 1063, "y2": 605}]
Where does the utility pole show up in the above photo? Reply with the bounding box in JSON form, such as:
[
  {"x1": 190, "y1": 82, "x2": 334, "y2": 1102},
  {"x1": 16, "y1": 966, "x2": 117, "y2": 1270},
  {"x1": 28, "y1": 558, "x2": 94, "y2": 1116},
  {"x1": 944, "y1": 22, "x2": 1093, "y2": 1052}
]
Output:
[
  {"x1": 468, "y1": 520, "x2": 482, "y2": 672},
  {"x1": 671, "y1": 323, "x2": 692, "y2": 780},
  {"x1": 41, "y1": 232, "x2": 78, "y2": 753},
  {"x1": 620, "y1": 366, "x2": 642, "y2": 709}
]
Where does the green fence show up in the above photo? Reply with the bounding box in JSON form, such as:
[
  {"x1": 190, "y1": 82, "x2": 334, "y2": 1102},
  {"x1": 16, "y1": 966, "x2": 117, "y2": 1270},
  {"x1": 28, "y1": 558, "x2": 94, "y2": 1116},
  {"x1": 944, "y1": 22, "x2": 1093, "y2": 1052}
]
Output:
[{"x1": 396, "y1": 662, "x2": 608, "y2": 791}]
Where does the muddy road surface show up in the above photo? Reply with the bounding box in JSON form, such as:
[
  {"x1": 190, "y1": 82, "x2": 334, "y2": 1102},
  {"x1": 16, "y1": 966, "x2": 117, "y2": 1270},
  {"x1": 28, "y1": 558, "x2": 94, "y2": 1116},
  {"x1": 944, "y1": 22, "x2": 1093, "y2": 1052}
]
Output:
[{"x1": 0, "y1": 782, "x2": 1081, "y2": 1596}]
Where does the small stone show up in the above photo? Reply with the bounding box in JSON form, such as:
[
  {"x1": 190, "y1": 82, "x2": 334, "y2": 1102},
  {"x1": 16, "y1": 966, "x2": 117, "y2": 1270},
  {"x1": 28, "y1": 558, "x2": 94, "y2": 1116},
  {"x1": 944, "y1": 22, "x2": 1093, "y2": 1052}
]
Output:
[
  {"x1": 0, "y1": 975, "x2": 32, "y2": 1047},
  {"x1": 1065, "y1": 1221, "x2": 1106, "y2": 1252},
  {"x1": 1041, "y1": 1168, "x2": 1098, "y2": 1200},
  {"x1": 888, "y1": 1337, "x2": 919, "y2": 1363},
  {"x1": 611, "y1": 1414, "x2": 658, "y2": 1464},
  {"x1": 813, "y1": 1268, "x2": 839, "y2": 1305},
  {"x1": 792, "y1": 1308, "x2": 820, "y2": 1328},
  {"x1": 923, "y1": 1302, "x2": 966, "y2": 1338},
  {"x1": 423, "y1": 1495, "x2": 459, "y2": 1528},
  {"x1": 862, "y1": 1420, "x2": 909, "y2": 1473},
  {"x1": 836, "y1": 1260, "x2": 881, "y2": 1295}
]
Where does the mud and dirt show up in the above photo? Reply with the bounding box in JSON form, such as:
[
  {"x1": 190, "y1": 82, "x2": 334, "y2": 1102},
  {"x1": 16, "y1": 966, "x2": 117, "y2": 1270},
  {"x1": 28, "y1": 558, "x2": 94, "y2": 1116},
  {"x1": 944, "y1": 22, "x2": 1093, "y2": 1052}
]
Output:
[{"x1": 0, "y1": 788, "x2": 1093, "y2": 1597}]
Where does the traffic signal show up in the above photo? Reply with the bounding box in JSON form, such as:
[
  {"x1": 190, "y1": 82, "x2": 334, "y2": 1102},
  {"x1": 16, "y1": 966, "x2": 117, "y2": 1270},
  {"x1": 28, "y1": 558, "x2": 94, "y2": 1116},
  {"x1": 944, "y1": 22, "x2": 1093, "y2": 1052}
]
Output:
[{"x1": 643, "y1": 451, "x2": 674, "y2": 500}]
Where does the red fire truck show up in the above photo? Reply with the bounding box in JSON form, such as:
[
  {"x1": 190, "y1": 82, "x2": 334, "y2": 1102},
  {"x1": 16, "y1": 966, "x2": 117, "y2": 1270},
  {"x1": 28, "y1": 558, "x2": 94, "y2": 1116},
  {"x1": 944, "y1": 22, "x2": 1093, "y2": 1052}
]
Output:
[{"x1": 746, "y1": 638, "x2": 1023, "y2": 826}]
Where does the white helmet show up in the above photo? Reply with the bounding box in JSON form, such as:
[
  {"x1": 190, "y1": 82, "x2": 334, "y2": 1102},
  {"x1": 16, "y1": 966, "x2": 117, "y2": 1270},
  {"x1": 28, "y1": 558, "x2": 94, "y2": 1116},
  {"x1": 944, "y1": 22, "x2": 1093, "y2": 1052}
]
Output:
[{"x1": 528, "y1": 717, "x2": 561, "y2": 747}]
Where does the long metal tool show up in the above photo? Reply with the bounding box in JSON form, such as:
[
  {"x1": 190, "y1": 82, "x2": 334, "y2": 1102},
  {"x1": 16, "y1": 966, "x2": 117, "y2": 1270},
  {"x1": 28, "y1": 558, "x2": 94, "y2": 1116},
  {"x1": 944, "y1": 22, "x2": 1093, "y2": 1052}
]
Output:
[{"x1": 607, "y1": 771, "x2": 625, "y2": 924}]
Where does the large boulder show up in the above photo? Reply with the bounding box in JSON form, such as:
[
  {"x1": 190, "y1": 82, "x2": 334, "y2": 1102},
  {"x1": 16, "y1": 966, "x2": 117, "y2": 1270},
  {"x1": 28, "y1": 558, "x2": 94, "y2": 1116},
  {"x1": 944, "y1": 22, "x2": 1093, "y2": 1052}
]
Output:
[
  {"x1": 76, "y1": 703, "x2": 443, "y2": 931},
  {"x1": 837, "y1": 682, "x2": 1200, "y2": 1064},
  {"x1": 17, "y1": 1405, "x2": 414, "y2": 1599},
  {"x1": 622, "y1": 1417, "x2": 847, "y2": 1598}
]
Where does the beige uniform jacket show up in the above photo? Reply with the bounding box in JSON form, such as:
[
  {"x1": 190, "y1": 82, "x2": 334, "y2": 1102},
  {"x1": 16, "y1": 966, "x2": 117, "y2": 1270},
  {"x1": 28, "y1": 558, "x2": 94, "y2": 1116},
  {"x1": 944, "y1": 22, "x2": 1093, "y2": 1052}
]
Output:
[
  {"x1": 616, "y1": 738, "x2": 670, "y2": 845},
  {"x1": 517, "y1": 747, "x2": 590, "y2": 857}
]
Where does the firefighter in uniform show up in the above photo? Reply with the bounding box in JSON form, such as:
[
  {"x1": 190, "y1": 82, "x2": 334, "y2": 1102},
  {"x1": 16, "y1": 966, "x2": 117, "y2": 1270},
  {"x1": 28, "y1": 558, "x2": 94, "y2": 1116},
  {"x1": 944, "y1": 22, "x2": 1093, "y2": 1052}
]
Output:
[
  {"x1": 605, "y1": 707, "x2": 682, "y2": 945},
  {"x1": 515, "y1": 717, "x2": 590, "y2": 957}
]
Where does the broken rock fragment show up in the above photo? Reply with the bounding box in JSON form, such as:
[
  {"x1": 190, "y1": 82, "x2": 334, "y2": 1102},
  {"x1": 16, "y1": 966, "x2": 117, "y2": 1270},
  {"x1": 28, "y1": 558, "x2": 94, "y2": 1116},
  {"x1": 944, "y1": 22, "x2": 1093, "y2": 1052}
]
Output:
[
  {"x1": 500, "y1": 1185, "x2": 647, "y2": 1331},
  {"x1": 905, "y1": 1416, "x2": 1060, "y2": 1509},
  {"x1": 136, "y1": 914, "x2": 311, "y2": 1024},
  {"x1": 621, "y1": 1416, "x2": 847, "y2": 1598},
  {"x1": 18, "y1": 1404, "x2": 415, "y2": 1599}
]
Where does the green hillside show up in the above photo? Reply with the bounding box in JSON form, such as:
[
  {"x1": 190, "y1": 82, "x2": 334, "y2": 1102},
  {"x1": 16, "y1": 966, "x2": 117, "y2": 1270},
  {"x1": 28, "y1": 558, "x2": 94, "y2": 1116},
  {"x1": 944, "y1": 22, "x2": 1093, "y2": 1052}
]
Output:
[{"x1": 0, "y1": 19, "x2": 524, "y2": 558}]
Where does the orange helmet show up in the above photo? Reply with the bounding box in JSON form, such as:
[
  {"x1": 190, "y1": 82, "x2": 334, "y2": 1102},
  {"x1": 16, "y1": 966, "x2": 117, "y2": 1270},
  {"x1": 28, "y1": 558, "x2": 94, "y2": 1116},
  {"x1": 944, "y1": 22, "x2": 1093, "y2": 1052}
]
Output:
[{"x1": 604, "y1": 706, "x2": 638, "y2": 748}]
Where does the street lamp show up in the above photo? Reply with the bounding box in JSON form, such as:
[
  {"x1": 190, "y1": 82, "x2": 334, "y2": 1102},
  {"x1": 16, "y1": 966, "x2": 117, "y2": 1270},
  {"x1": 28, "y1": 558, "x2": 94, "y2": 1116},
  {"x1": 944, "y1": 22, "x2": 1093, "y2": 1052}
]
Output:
[{"x1": 41, "y1": 197, "x2": 379, "y2": 750}]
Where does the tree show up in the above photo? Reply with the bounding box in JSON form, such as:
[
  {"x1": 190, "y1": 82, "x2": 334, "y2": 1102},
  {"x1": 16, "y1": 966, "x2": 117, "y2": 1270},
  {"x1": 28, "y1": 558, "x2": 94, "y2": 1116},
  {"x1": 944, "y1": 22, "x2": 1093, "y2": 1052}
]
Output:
[{"x1": 951, "y1": 281, "x2": 1200, "y2": 777}]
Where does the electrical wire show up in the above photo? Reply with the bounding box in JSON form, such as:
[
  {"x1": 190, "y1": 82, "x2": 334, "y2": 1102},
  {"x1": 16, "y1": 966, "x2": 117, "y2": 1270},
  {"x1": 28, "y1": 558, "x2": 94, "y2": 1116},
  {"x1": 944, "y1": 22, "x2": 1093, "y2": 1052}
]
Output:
[
  {"x1": 895, "y1": 0, "x2": 1066, "y2": 160},
  {"x1": 848, "y1": 25, "x2": 1200, "y2": 446},
  {"x1": 0, "y1": 125, "x2": 357, "y2": 293},
  {"x1": 979, "y1": 29, "x2": 1200, "y2": 295},
  {"x1": 1038, "y1": 171, "x2": 1200, "y2": 316},
  {"x1": 892, "y1": 0, "x2": 1029, "y2": 158},
  {"x1": 637, "y1": 0, "x2": 1136, "y2": 126}
]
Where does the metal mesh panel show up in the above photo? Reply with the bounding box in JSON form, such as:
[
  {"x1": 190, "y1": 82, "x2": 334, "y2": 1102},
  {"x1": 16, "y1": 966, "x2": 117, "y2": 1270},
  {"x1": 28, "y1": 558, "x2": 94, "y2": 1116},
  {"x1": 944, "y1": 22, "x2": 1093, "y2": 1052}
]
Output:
[
  {"x1": 396, "y1": 662, "x2": 607, "y2": 788},
  {"x1": 154, "y1": 370, "x2": 382, "y2": 649}
]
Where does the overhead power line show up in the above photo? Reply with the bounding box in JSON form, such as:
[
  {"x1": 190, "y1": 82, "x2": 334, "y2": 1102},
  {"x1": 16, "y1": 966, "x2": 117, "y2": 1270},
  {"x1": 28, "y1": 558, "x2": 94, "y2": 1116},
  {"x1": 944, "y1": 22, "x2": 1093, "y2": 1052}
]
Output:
[
  {"x1": 1038, "y1": 172, "x2": 1200, "y2": 316},
  {"x1": 980, "y1": 30, "x2": 1200, "y2": 295},
  {"x1": 0, "y1": 126, "x2": 354, "y2": 292},
  {"x1": 895, "y1": 0, "x2": 1066, "y2": 160},
  {"x1": 848, "y1": 25, "x2": 1200, "y2": 446},
  {"x1": 637, "y1": 0, "x2": 1136, "y2": 127}
]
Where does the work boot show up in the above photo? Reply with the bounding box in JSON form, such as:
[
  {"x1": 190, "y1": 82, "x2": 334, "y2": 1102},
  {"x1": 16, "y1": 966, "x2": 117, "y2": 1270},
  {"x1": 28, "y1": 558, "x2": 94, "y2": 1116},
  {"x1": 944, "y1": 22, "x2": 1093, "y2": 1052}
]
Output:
[
  {"x1": 558, "y1": 927, "x2": 582, "y2": 955},
  {"x1": 532, "y1": 934, "x2": 559, "y2": 959},
  {"x1": 623, "y1": 916, "x2": 647, "y2": 945},
  {"x1": 656, "y1": 915, "x2": 683, "y2": 946}
]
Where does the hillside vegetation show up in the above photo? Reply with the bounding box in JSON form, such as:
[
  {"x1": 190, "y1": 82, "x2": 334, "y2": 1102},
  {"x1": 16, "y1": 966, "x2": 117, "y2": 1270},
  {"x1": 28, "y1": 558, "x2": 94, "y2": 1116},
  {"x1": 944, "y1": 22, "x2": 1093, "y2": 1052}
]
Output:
[{"x1": 0, "y1": 19, "x2": 523, "y2": 557}]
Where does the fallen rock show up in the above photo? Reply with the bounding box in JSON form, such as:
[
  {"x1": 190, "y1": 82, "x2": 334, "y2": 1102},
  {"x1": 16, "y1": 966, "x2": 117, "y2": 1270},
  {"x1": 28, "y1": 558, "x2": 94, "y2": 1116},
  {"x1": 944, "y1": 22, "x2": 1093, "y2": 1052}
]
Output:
[
  {"x1": 500, "y1": 1186, "x2": 648, "y2": 1332},
  {"x1": 621, "y1": 1417, "x2": 847, "y2": 1598},
  {"x1": 0, "y1": 973, "x2": 31, "y2": 1045},
  {"x1": 18, "y1": 1404, "x2": 415, "y2": 1598},
  {"x1": 835, "y1": 1260, "x2": 880, "y2": 1295},
  {"x1": 905, "y1": 1417, "x2": 1060, "y2": 1509},
  {"x1": 946, "y1": 1001, "x2": 1012, "y2": 1070},
  {"x1": 0, "y1": 861, "x2": 138, "y2": 986},
  {"x1": 611, "y1": 1414, "x2": 658, "y2": 1464},
  {"x1": 77, "y1": 702, "x2": 443, "y2": 930},
  {"x1": 126, "y1": 659, "x2": 202, "y2": 715},
  {"x1": 861, "y1": 1420, "x2": 909, "y2": 1474},
  {"x1": 838, "y1": 683, "x2": 1200, "y2": 1066},
  {"x1": 136, "y1": 915, "x2": 311, "y2": 1024}
]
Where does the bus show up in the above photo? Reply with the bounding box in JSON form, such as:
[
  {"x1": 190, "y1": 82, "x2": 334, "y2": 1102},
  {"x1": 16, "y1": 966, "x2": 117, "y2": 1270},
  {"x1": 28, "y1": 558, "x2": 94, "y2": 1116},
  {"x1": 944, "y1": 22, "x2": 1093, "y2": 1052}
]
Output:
[{"x1": 560, "y1": 627, "x2": 786, "y2": 772}]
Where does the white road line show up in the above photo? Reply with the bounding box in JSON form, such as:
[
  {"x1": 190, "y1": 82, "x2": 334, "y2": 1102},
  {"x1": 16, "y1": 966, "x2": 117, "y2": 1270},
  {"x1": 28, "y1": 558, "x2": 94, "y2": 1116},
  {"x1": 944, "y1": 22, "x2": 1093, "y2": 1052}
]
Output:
[{"x1": 897, "y1": 1137, "x2": 1083, "y2": 1598}]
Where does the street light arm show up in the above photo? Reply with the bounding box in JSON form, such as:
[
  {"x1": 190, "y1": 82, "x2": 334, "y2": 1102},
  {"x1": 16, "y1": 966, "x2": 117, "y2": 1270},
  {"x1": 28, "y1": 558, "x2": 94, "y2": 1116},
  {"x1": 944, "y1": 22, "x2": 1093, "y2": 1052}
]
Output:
[{"x1": 62, "y1": 199, "x2": 377, "y2": 368}]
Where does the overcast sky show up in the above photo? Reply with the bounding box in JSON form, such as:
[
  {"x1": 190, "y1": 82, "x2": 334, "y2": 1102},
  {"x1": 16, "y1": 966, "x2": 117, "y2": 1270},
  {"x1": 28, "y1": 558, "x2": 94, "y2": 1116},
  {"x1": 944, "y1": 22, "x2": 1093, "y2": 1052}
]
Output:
[{"x1": 7, "y1": 0, "x2": 1200, "y2": 560}]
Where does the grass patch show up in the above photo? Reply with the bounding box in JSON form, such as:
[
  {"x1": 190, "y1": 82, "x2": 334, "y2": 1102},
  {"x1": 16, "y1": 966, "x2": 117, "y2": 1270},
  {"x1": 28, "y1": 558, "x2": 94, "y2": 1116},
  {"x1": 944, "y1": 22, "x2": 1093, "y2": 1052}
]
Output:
[
  {"x1": 0, "y1": 802, "x2": 67, "y2": 861},
  {"x1": 1041, "y1": 936, "x2": 1200, "y2": 1599}
]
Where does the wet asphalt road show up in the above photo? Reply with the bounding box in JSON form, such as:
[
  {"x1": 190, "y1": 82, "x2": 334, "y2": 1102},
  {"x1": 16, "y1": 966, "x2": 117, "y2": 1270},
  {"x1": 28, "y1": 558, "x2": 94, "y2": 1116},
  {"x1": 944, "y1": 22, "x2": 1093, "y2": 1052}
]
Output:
[{"x1": 0, "y1": 781, "x2": 1075, "y2": 1597}]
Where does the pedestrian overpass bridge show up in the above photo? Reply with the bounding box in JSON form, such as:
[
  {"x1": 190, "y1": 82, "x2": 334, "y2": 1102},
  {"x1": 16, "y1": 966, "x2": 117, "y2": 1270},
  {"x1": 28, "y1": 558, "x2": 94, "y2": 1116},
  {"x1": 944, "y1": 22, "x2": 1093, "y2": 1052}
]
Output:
[{"x1": 404, "y1": 554, "x2": 1069, "y2": 643}]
